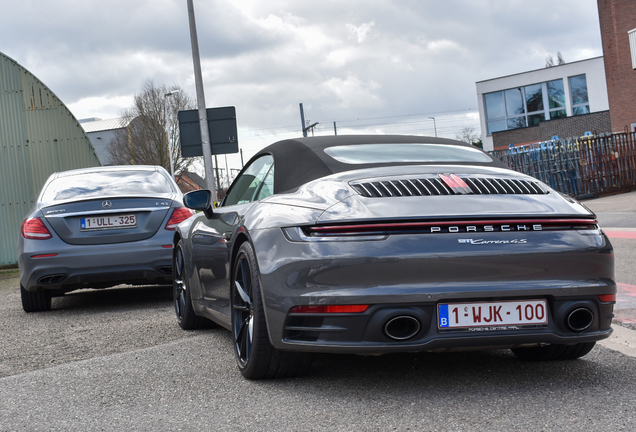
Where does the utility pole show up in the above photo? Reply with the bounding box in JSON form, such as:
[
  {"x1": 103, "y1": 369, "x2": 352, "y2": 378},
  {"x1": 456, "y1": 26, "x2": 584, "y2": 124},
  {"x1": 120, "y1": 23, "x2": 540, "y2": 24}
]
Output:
[
  {"x1": 299, "y1": 102, "x2": 318, "y2": 137},
  {"x1": 187, "y1": 0, "x2": 216, "y2": 198},
  {"x1": 214, "y1": 155, "x2": 220, "y2": 191},
  {"x1": 428, "y1": 117, "x2": 438, "y2": 137},
  {"x1": 225, "y1": 154, "x2": 230, "y2": 187},
  {"x1": 299, "y1": 103, "x2": 307, "y2": 137}
]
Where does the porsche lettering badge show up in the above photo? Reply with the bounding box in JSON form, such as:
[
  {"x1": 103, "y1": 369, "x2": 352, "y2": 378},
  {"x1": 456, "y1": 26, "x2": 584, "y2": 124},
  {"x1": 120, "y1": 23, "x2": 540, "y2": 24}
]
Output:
[{"x1": 429, "y1": 224, "x2": 542, "y2": 233}]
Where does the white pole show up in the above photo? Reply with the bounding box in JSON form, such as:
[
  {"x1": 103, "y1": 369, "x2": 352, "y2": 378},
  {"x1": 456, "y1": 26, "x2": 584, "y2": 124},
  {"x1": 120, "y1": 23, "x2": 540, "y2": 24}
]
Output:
[
  {"x1": 164, "y1": 90, "x2": 179, "y2": 179},
  {"x1": 187, "y1": 0, "x2": 217, "y2": 198}
]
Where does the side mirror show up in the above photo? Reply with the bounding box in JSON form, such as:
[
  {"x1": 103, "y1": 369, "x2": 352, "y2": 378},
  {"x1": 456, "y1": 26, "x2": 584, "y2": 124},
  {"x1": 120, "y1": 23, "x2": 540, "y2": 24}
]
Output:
[{"x1": 183, "y1": 189, "x2": 214, "y2": 219}]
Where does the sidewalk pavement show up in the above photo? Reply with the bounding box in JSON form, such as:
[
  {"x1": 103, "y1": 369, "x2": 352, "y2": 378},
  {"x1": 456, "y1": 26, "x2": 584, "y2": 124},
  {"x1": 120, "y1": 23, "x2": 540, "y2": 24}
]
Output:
[
  {"x1": 582, "y1": 190, "x2": 636, "y2": 357},
  {"x1": 583, "y1": 189, "x2": 636, "y2": 228}
]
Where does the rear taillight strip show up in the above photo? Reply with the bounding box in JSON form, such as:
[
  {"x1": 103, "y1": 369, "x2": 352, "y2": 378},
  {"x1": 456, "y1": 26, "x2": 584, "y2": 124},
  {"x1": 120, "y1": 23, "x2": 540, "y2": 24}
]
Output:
[{"x1": 308, "y1": 219, "x2": 599, "y2": 235}]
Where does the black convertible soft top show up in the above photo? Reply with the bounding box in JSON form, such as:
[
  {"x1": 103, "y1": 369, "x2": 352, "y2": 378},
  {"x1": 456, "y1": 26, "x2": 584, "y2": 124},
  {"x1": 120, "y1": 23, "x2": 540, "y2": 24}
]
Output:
[{"x1": 244, "y1": 135, "x2": 507, "y2": 194}]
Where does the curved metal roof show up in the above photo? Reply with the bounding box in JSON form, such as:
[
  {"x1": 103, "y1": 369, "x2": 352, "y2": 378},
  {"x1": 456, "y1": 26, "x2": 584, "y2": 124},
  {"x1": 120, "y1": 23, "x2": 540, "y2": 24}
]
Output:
[
  {"x1": 80, "y1": 117, "x2": 132, "y2": 133},
  {"x1": 0, "y1": 51, "x2": 101, "y2": 264}
]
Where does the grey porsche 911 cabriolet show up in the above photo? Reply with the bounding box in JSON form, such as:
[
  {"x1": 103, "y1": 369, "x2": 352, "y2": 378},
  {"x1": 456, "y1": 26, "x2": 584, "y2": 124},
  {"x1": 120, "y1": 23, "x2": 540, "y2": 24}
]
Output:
[{"x1": 173, "y1": 135, "x2": 615, "y2": 379}]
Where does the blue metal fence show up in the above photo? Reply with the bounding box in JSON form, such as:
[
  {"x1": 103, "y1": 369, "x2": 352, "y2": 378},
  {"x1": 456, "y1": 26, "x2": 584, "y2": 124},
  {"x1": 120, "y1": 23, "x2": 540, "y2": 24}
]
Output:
[{"x1": 492, "y1": 132, "x2": 636, "y2": 199}]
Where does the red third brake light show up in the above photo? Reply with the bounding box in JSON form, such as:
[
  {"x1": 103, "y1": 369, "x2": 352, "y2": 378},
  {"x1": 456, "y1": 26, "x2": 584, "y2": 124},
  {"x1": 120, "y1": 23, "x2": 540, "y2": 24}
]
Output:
[
  {"x1": 439, "y1": 174, "x2": 472, "y2": 194},
  {"x1": 165, "y1": 207, "x2": 195, "y2": 230},
  {"x1": 21, "y1": 217, "x2": 53, "y2": 240}
]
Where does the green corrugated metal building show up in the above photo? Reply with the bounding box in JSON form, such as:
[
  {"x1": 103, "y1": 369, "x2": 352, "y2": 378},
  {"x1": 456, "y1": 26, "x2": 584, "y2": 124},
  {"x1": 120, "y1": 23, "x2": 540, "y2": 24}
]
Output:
[{"x1": 0, "y1": 52, "x2": 101, "y2": 266}]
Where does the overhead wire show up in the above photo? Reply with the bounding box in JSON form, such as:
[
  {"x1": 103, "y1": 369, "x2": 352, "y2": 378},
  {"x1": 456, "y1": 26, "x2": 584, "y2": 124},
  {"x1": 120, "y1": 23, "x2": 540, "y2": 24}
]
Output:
[{"x1": 239, "y1": 108, "x2": 481, "y2": 139}]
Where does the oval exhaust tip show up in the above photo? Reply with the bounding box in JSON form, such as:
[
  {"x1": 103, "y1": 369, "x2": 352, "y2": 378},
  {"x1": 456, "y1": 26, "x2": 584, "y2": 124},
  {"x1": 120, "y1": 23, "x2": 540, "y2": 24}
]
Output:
[
  {"x1": 567, "y1": 308, "x2": 594, "y2": 332},
  {"x1": 384, "y1": 315, "x2": 421, "y2": 340}
]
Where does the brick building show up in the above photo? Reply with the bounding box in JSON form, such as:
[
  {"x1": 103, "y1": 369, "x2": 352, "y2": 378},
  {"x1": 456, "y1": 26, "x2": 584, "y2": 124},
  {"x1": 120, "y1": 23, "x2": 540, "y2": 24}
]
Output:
[
  {"x1": 597, "y1": 0, "x2": 636, "y2": 132},
  {"x1": 491, "y1": 111, "x2": 611, "y2": 149},
  {"x1": 176, "y1": 171, "x2": 205, "y2": 194},
  {"x1": 476, "y1": 57, "x2": 610, "y2": 151}
]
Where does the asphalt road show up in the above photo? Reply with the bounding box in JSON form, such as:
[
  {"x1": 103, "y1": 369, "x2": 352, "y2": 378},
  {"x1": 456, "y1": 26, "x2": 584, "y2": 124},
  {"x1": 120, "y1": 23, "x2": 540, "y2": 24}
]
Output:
[
  {"x1": 1, "y1": 274, "x2": 635, "y2": 432},
  {"x1": 1, "y1": 191, "x2": 636, "y2": 431}
]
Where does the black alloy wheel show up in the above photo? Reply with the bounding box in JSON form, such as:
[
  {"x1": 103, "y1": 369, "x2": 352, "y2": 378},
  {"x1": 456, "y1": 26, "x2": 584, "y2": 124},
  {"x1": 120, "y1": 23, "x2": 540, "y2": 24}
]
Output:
[
  {"x1": 173, "y1": 240, "x2": 209, "y2": 329},
  {"x1": 232, "y1": 244, "x2": 256, "y2": 371},
  {"x1": 231, "y1": 242, "x2": 312, "y2": 380}
]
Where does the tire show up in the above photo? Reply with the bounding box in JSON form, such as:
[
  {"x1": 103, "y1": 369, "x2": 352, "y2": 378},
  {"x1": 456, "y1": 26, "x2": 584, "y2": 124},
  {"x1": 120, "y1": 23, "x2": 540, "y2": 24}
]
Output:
[
  {"x1": 511, "y1": 342, "x2": 596, "y2": 361},
  {"x1": 20, "y1": 285, "x2": 51, "y2": 312},
  {"x1": 232, "y1": 242, "x2": 313, "y2": 380},
  {"x1": 173, "y1": 240, "x2": 211, "y2": 330}
]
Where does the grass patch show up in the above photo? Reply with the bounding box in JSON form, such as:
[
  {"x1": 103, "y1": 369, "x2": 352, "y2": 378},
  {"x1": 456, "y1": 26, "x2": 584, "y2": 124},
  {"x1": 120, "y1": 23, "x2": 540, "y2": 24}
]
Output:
[
  {"x1": 1, "y1": 264, "x2": 18, "y2": 283},
  {"x1": 0, "y1": 271, "x2": 19, "y2": 294}
]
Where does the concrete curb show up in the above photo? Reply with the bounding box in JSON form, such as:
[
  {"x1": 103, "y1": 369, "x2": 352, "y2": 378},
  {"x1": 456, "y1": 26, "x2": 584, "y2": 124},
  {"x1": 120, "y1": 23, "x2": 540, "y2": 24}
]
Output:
[{"x1": 599, "y1": 324, "x2": 636, "y2": 358}]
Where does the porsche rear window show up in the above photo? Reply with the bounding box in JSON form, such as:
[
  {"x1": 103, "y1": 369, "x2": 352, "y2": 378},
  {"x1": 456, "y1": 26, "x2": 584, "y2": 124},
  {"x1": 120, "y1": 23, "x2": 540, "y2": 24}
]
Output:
[
  {"x1": 41, "y1": 171, "x2": 174, "y2": 202},
  {"x1": 323, "y1": 143, "x2": 492, "y2": 164}
]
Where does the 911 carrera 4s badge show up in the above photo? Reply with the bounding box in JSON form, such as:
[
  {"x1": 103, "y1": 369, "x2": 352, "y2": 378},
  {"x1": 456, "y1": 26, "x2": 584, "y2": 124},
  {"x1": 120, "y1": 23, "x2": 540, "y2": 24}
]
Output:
[{"x1": 458, "y1": 238, "x2": 527, "y2": 244}]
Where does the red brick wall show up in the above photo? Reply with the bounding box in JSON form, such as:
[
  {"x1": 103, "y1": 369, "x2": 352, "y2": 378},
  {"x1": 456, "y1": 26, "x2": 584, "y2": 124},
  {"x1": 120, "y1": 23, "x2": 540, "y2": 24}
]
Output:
[
  {"x1": 492, "y1": 111, "x2": 611, "y2": 149},
  {"x1": 598, "y1": 0, "x2": 636, "y2": 132}
]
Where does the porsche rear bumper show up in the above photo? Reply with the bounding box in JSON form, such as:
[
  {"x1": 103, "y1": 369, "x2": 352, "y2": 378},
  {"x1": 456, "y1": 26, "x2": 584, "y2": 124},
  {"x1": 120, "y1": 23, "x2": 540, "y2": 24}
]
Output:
[{"x1": 252, "y1": 226, "x2": 616, "y2": 353}]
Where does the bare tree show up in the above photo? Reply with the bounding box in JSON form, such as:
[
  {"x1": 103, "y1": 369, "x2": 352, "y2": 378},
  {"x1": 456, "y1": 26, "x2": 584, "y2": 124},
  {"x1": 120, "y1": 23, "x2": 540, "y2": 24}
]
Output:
[
  {"x1": 108, "y1": 80, "x2": 200, "y2": 177},
  {"x1": 557, "y1": 51, "x2": 565, "y2": 65},
  {"x1": 545, "y1": 55, "x2": 554, "y2": 68},
  {"x1": 546, "y1": 52, "x2": 565, "y2": 68},
  {"x1": 456, "y1": 126, "x2": 482, "y2": 148}
]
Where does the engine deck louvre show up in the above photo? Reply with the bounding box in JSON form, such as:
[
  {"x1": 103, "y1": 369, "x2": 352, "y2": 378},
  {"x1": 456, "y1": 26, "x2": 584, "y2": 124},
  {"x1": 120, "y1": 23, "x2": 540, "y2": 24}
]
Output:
[{"x1": 352, "y1": 176, "x2": 547, "y2": 197}]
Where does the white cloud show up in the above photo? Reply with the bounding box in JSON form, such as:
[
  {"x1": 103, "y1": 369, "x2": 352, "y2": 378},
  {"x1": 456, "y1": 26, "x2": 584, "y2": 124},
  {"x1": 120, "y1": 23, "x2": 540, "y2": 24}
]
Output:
[
  {"x1": 426, "y1": 39, "x2": 463, "y2": 54},
  {"x1": 0, "y1": 0, "x2": 604, "y2": 168},
  {"x1": 322, "y1": 74, "x2": 382, "y2": 109},
  {"x1": 67, "y1": 96, "x2": 134, "y2": 121},
  {"x1": 347, "y1": 21, "x2": 376, "y2": 43}
]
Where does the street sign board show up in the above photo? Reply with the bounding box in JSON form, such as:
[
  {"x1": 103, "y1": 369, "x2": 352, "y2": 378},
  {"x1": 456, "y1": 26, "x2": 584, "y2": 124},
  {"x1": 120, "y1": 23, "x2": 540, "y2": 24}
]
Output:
[{"x1": 178, "y1": 107, "x2": 238, "y2": 157}]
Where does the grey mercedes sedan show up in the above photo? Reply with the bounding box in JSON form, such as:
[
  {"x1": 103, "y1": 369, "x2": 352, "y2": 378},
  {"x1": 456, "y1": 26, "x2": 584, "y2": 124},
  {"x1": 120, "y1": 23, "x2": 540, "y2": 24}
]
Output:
[
  {"x1": 173, "y1": 135, "x2": 616, "y2": 379},
  {"x1": 18, "y1": 165, "x2": 194, "y2": 312}
]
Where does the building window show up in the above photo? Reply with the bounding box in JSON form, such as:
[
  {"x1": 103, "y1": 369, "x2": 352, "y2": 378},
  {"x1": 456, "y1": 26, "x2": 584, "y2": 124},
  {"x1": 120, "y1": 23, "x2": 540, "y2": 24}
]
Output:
[
  {"x1": 484, "y1": 92, "x2": 507, "y2": 134},
  {"x1": 569, "y1": 74, "x2": 589, "y2": 115},
  {"x1": 629, "y1": 28, "x2": 636, "y2": 69},
  {"x1": 484, "y1": 78, "x2": 566, "y2": 135},
  {"x1": 547, "y1": 79, "x2": 566, "y2": 119}
]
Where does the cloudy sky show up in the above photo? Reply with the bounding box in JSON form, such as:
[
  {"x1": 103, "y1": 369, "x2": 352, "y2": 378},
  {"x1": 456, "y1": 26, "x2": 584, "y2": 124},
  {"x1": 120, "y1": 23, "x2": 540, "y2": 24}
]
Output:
[{"x1": 1, "y1": 0, "x2": 604, "y2": 168}]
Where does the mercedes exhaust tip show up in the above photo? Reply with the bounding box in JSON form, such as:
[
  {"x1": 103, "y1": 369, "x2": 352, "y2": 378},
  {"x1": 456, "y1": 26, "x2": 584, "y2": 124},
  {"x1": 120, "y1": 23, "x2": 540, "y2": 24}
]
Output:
[
  {"x1": 384, "y1": 315, "x2": 421, "y2": 340},
  {"x1": 567, "y1": 308, "x2": 594, "y2": 332},
  {"x1": 37, "y1": 274, "x2": 66, "y2": 285}
]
